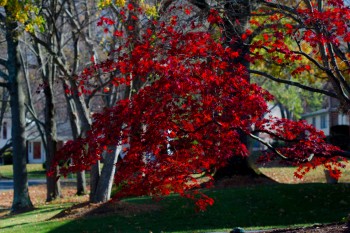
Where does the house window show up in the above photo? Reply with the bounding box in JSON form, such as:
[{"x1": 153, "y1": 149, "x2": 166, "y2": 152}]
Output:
[
  {"x1": 321, "y1": 115, "x2": 327, "y2": 129},
  {"x1": 2, "y1": 122, "x2": 7, "y2": 139},
  {"x1": 312, "y1": 117, "x2": 316, "y2": 127},
  {"x1": 33, "y1": 142, "x2": 41, "y2": 159}
]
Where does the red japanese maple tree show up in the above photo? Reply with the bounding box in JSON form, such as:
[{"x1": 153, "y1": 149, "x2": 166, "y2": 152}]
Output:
[{"x1": 53, "y1": 2, "x2": 347, "y2": 210}]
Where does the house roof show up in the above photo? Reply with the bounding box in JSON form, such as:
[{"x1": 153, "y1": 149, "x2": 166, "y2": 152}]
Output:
[
  {"x1": 301, "y1": 107, "x2": 340, "y2": 118},
  {"x1": 301, "y1": 108, "x2": 330, "y2": 118}
]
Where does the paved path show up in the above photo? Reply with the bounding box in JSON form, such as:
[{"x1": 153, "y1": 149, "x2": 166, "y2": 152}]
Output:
[{"x1": 0, "y1": 179, "x2": 46, "y2": 191}]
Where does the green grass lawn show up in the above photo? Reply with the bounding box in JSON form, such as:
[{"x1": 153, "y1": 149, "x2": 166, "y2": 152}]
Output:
[
  {"x1": 1, "y1": 183, "x2": 349, "y2": 233},
  {"x1": 0, "y1": 164, "x2": 90, "y2": 180},
  {"x1": 0, "y1": 164, "x2": 45, "y2": 179}
]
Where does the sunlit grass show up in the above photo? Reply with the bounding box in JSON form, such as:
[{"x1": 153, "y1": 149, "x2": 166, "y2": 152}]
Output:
[
  {"x1": 0, "y1": 164, "x2": 45, "y2": 179},
  {"x1": 0, "y1": 203, "x2": 72, "y2": 229}
]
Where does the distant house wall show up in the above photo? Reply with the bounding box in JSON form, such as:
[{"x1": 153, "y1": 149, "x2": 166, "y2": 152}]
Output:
[
  {"x1": 304, "y1": 113, "x2": 330, "y2": 135},
  {"x1": 27, "y1": 140, "x2": 65, "y2": 164},
  {"x1": 302, "y1": 109, "x2": 349, "y2": 136},
  {"x1": 338, "y1": 113, "x2": 349, "y2": 125},
  {"x1": 0, "y1": 119, "x2": 11, "y2": 148}
]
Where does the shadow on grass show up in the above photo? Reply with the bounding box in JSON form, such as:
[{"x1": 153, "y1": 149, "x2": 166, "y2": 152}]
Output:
[
  {"x1": 44, "y1": 183, "x2": 350, "y2": 233},
  {"x1": 0, "y1": 204, "x2": 71, "y2": 230}
]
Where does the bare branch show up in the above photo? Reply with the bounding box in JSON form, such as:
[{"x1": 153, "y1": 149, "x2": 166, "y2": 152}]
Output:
[
  {"x1": 327, "y1": 43, "x2": 350, "y2": 96},
  {"x1": 24, "y1": 103, "x2": 45, "y2": 128},
  {"x1": 0, "y1": 58, "x2": 8, "y2": 69},
  {"x1": 249, "y1": 69, "x2": 338, "y2": 97}
]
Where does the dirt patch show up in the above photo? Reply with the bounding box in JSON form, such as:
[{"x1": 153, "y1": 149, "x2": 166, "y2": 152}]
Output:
[{"x1": 0, "y1": 182, "x2": 89, "y2": 215}]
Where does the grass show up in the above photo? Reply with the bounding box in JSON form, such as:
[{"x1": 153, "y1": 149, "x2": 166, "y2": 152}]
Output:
[
  {"x1": 0, "y1": 164, "x2": 45, "y2": 179},
  {"x1": 1, "y1": 183, "x2": 349, "y2": 233},
  {"x1": 0, "y1": 164, "x2": 90, "y2": 180},
  {"x1": 0, "y1": 203, "x2": 72, "y2": 230}
]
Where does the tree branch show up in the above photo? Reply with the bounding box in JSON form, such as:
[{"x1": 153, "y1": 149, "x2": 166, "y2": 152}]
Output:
[
  {"x1": 248, "y1": 133, "x2": 315, "y2": 162},
  {"x1": 259, "y1": 0, "x2": 299, "y2": 15},
  {"x1": 24, "y1": 103, "x2": 45, "y2": 128},
  {"x1": 0, "y1": 58, "x2": 8, "y2": 69},
  {"x1": 249, "y1": 69, "x2": 338, "y2": 98}
]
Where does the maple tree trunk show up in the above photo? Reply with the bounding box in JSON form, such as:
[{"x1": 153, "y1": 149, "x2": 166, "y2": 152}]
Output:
[
  {"x1": 7, "y1": 20, "x2": 33, "y2": 212},
  {"x1": 214, "y1": 0, "x2": 263, "y2": 179},
  {"x1": 89, "y1": 162, "x2": 101, "y2": 202},
  {"x1": 92, "y1": 146, "x2": 119, "y2": 203}
]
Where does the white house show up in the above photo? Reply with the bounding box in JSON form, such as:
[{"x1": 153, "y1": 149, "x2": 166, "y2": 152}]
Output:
[
  {"x1": 26, "y1": 121, "x2": 72, "y2": 164},
  {"x1": 301, "y1": 97, "x2": 349, "y2": 136},
  {"x1": 302, "y1": 109, "x2": 331, "y2": 135},
  {"x1": 27, "y1": 138, "x2": 66, "y2": 164}
]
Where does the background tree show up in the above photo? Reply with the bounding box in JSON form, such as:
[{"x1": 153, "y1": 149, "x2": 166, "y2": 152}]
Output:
[
  {"x1": 29, "y1": 0, "x2": 104, "y2": 198},
  {"x1": 252, "y1": 75, "x2": 324, "y2": 120},
  {"x1": 30, "y1": 0, "x2": 64, "y2": 202},
  {"x1": 0, "y1": 0, "x2": 44, "y2": 212},
  {"x1": 248, "y1": 0, "x2": 350, "y2": 111},
  {"x1": 31, "y1": 0, "x2": 134, "y2": 202}
]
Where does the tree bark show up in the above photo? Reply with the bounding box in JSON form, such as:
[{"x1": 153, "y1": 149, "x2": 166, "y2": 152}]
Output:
[
  {"x1": 34, "y1": 28, "x2": 62, "y2": 201},
  {"x1": 92, "y1": 146, "x2": 120, "y2": 203},
  {"x1": 63, "y1": 81, "x2": 87, "y2": 195},
  {"x1": 43, "y1": 73, "x2": 62, "y2": 201},
  {"x1": 6, "y1": 19, "x2": 33, "y2": 212},
  {"x1": 202, "y1": 0, "x2": 266, "y2": 178}
]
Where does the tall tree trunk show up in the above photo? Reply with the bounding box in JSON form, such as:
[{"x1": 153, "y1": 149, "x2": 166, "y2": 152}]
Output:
[
  {"x1": 44, "y1": 70, "x2": 62, "y2": 201},
  {"x1": 6, "y1": 20, "x2": 33, "y2": 212},
  {"x1": 35, "y1": 31, "x2": 62, "y2": 201}
]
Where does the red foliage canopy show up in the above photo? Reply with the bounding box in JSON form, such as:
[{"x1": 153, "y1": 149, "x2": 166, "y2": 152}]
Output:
[{"x1": 53, "y1": 2, "x2": 346, "y2": 210}]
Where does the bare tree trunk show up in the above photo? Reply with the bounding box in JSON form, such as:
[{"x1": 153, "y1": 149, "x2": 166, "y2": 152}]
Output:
[
  {"x1": 6, "y1": 19, "x2": 33, "y2": 212},
  {"x1": 34, "y1": 28, "x2": 62, "y2": 200},
  {"x1": 43, "y1": 69, "x2": 62, "y2": 201}
]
